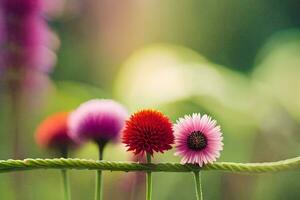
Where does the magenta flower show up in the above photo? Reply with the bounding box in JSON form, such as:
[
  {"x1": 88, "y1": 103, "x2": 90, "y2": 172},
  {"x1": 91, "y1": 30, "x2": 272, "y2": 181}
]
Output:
[
  {"x1": 68, "y1": 99, "x2": 128, "y2": 145},
  {"x1": 69, "y1": 99, "x2": 128, "y2": 200},
  {"x1": 174, "y1": 113, "x2": 223, "y2": 166},
  {"x1": 0, "y1": 0, "x2": 57, "y2": 73}
]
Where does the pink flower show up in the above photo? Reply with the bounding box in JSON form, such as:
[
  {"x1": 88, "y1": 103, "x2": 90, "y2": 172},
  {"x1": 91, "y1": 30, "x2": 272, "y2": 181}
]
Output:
[
  {"x1": 0, "y1": 0, "x2": 57, "y2": 73},
  {"x1": 119, "y1": 154, "x2": 146, "y2": 194},
  {"x1": 174, "y1": 113, "x2": 223, "y2": 166},
  {"x1": 68, "y1": 99, "x2": 128, "y2": 145}
]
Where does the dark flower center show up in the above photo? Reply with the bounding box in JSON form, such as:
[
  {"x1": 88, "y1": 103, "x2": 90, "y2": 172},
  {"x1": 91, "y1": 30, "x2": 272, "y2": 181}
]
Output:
[{"x1": 187, "y1": 131, "x2": 207, "y2": 151}]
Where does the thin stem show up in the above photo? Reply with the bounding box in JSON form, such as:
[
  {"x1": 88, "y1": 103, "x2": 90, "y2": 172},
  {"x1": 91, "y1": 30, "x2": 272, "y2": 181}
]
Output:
[
  {"x1": 146, "y1": 153, "x2": 152, "y2": 200},
  {"x1": 95, "y1": 143, "x2": 105, "y2": 200},
  {"x1": 61, "y1": 149, "x2": 71, "y2": 200},
  {"x1": 61, "y1": 169, "x2": 71, "y2": 200},
  {"x1": 8, "y1": 77, "x2": 23, "y2": 160},
  {"x1": 8, "y1": 76, "x2": 23, "y2": 200},
  {"x1": 95, "y1": 170, "x2": 102, "y2": 200},
  {"x1": 193, "y1": 171, "x2": 203, "y2": 200}
]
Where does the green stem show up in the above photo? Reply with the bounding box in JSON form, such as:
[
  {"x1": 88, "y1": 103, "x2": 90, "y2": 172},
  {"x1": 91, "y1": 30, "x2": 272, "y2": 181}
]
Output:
[
  {"x1": 60, "y1": 148, "x2": 71, "y2": 200},
  {"x1": 193, "y1": 171, "x2": 203, "y2": 200},
  {"x1": 95, "y1": 170, "x2": 102, "y2": 200},
  {"x1": 0, "y1": 156, "x2": 300, "y2": 173},
  {"x1": 8, "y1": 75, "x2": 23, "y2": 200},
  {"x1": 95, "y1": 143, "x2": 105, "y2": 200},
  {"x1": 61, "y1": 169, "x2": 71, "y2": 200},
  {"x1": 146, "y1": 153, "x2": 152, "y2": 200}
]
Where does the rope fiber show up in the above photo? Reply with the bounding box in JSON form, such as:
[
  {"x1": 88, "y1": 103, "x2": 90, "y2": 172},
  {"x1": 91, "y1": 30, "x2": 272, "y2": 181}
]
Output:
[{"x1": 0, "y1": 156, "x2": 299, "y2": 174}]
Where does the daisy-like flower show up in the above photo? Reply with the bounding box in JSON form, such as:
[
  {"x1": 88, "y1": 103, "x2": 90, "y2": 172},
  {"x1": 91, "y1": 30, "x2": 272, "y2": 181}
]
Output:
[
  {"x1": 174, "y1": 113, "x2": 223, "y2": 166},
  {"x1": 35, "y1": 112, "x2": 78, "y2": 155},
  {"x1": 122, "y1": 109, "x2": 174, "y2": 156},
  {"x1": 68, "y1": 99, "x2": 128, "y2": 147}
]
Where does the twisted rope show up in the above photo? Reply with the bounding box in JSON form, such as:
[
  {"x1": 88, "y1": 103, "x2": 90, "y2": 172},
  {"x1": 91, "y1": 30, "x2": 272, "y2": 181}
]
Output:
[{"x1": 0, "y1": 156, "x2": 299, "y2": 174}]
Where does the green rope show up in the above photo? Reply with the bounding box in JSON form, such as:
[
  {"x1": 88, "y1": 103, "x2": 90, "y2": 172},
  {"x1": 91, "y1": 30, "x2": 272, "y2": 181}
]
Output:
[{"x1": 0, "y1": 156, "x2": 299, "y2": 174}]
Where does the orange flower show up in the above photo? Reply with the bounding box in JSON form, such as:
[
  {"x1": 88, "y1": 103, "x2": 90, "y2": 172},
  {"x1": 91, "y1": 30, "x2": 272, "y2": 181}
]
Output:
[{"x1": 35, "y1": 112, "x2": 77, "y2": 151}]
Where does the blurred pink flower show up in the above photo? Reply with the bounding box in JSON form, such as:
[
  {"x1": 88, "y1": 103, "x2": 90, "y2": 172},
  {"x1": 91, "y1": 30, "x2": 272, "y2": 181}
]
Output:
[
  {"x1": 68, "y1": 99, "x2": 128, "y2": 145},
  {"x1": 174, "y1": 113, "x2": 223, "y2": 166},
  {"x1": 0, "y1": 0, "x2": 57, "y2": 73},
  {"x1": 119, "y1": 154, "x2": 146, "y2": 199}
]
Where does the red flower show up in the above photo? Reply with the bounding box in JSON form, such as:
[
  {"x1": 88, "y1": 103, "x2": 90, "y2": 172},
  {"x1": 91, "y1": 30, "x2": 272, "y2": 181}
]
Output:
[
  {"x1": 35, "y1": 112, "x2": 77, "y2": 150},
  {"x1": 122, "y1": 109, "x2": 174, "y2": 155}
]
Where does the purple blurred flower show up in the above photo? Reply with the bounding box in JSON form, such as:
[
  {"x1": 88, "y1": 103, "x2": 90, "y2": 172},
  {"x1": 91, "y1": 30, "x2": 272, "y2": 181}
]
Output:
[
  {"x1": 68, "y1": 99, "x2": 128, "y2": 145},
  {"x1": 119, "y1": 154, "x2": 146, "y2": 198},
  {"x1": 0, "y1": 0, "x2": 57, "y2": 73}
]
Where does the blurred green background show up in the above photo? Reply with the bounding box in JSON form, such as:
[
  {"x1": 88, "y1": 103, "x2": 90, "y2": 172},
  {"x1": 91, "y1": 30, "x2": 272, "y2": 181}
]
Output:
[{"x1": 1, "y1": 0, "x2": 300, "y2": 199}]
